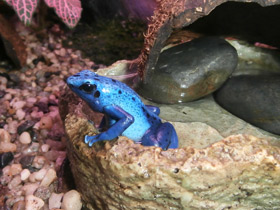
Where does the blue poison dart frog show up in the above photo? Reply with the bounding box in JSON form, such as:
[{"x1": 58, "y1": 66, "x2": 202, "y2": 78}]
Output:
[{"x1": 66, "y1": 70, "x2": 178, "y2": 150}]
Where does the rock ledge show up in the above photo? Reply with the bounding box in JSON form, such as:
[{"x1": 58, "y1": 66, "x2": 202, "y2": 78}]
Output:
[{"x1": 60, "y1": 92, "x2": 280, "y2": 210}]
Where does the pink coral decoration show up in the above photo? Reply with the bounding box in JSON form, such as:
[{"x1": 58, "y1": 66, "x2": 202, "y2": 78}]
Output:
[{"x1": 4, "y1": 0, "x2": 82, "y2": 28}]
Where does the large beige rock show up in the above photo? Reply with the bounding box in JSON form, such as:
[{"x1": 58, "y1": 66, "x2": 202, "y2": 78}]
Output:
[{"x1": 60, "y1": 92, "x2": 280, "y2": 210}]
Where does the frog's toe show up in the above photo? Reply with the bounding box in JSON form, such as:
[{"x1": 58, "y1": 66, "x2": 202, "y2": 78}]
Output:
[
  {"x1": 84, "y1": 135, "x2": 99, "y2": 147},
  {"x1": 84, "y1": 135, "x2": 91, "y2": 144}
]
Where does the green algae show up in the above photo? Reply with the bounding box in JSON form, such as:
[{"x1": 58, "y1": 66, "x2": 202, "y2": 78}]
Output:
[{"x1": 63, "y1": 18, "x2": 146, "y2": 65}]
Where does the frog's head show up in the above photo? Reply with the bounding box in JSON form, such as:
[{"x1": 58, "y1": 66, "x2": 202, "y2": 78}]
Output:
[{"x1": 67, "y1": 70, "x2": 105, "y2": 112}]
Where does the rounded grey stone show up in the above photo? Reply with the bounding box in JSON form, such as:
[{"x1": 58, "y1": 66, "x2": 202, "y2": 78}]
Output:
[
  {"x1": 138, "y1": 36, "x2": 238, "y2": 104},
  {"x1": 214, "y1": 75, "x2": 280, "y2": 135}
]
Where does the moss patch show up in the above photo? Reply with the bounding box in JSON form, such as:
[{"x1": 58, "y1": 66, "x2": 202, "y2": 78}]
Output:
[{"x1": 63, "y1": 18, "x2": 146, "y2": 65}]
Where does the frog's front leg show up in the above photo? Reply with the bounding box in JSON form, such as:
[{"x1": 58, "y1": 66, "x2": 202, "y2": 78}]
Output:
[
  {"x1": 98, "y1": 115, "x2": 116, "y2": 131},
  {"x1": 141, "y1": 122, "x2": 178, "y2": 150},
  {"x1": 85, "y1": 105, "x2": 134, "y2": 146}
]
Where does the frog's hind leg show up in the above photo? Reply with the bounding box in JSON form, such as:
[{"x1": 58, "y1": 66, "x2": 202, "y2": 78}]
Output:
[
  {"x1": 141, "y1": 122, "x2": 178, "y2": 150},
  {"x1": 145, "y1": 105, "x2": 160, "y2": 115}
]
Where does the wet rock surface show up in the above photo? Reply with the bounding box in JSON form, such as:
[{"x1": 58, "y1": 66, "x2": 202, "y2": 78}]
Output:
[
  {"x1": 214, "y1": 75, "x2": 280, "y2": 135},
  {"x1": 138, "y1": 37, "x2": 238, "y2": 104},
  {"x1": 228, "y1": 39, "x2": 280, "y2": 76}
]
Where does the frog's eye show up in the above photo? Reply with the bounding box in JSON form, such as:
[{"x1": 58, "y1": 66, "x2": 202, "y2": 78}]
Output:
[{"x1": 79, "y1": 83, "x2": 97, "y2": 93}]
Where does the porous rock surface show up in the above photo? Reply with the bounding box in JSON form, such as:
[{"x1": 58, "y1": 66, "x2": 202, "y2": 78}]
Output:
[{"x1": 60, "y1": 91, "x2": 280, "y2": 210}]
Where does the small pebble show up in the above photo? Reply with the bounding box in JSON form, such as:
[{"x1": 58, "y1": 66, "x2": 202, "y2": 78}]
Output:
[
  {"x1": 30, "y1": 110, "x2": 44, "y2": 119},
  {"x1": 23, "y1": 142, "x2": 40, "y2": 155},
  {"x1": 0, "y1": 121, "x2": 5, "y2": 128},
  {"x1": 0, "y1": 141, "x2": 17, "y2": 153},
  {"x1": 44, "y1": 150, "x2": 66, "y2": 162},
  {"x1": 0, "y1": 76, "x2": 8, "y2": 85},
  {"x1": 49, "y1": 192, "x2": 64, "y2": 209},
  {"x1": 39, "y1": 116, "x2": 53, "y2": 130},
  {"x1": 34, "y1": 168, "x2": 47, "y2": 181},
  {"x1": 16, "y1": 109, "x2": 26, "y2": 120},
  {"x1": 40, "y1": 168, "x2": 57, "y2": 187},
  {"x1": 34, "y1": 186, "x2": 52, "y2": 201},
  {"x1": 4, "y1": 93, "x2": 12, "y2": 100},
  {"x1": 17, "y1": 120, "x2": 36, "y2": 135},
  {"x1": 22, "y1": 183, "x2": 39, "y2": 196},
  {"x1": 20, "y1": 155, "x2": 35, "y2": 169},
  {"x1": 0, "y1": 90, "x2": 6, "y2": 98},
  {"x1": 0, "y1": 128, "x2": 11, "y2": 142},
  {"x1": 25, "y1": 195, "x2": 44, "y2": 210},
  {"x1": 26, "y1": 97, "x2": 37, "y2": 108},
  {"x1": 12, "y1": 101, "x2": 26, "y2": 110},
  {"x1": 8, "y1": 175, "x2": 22, "y2": 189},
  {"x1": 21, "y1": 169, "x2": 31, "y2": 181},
  {"x1": 9, "y1": 74, "x2": 21, "y2": 85},
  {"x1": 2, "y1": 165, "x2": 11, "y2": 175},
  {"x1": 10, "y1": 164, "x2": 22, "y2": 176},
  {"x1": 61, "y1": 190, "x2": 82, "y2": 210},
  {"x1": 46, "y1": 139, "x2": 65, "y2": 150},
  {"x1": 44, "y1": 86, "x2": 53, "y2": 92},
  {"x1": 8, "y1": 121, "x2": 18, "y2": 134},
  {"x1": 6, "y1": 88, "x2": 18, "y2": 95},
  {"x1": 28, "y1": 172, "x2": 37, "y2": 183},
  {"x1": 0, "y1": 152, "x2": 14, "y2": 169},
  {"x1": 35, "y1": 101, "x2": 49, "y2": 113},
  {"x1": 41, "y1": 144, "x2": 50, "y2": 152},
  {"x1": 6, "y1": 196, "x2": 25, "y2": 208},
  {"x1": 55, "y1": 156, "x2": 66, "y2": 170},
  {"x1": 49, "y1": 94, "x2": 56, "y2": 101},
  {"x1": 12, "y1": 200, "x2": 25, "y2": 210},
  {"x1": 32, "y1": 156, "x2": 46, "y2": 169},
  {"x1": 19, "y1": 132, "x2": 32, "y2": 144}
]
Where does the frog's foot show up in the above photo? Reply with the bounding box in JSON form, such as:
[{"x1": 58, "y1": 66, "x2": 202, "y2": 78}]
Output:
[
  {"x1": 141, "y1": 122, "x2": 178, "y2": 150},
  {"x1": 145, "y1": 105, "x2": 160, "y2": 115},
  {"x1": 84, "y1": 134, "x2": 109, "y2": 147}
]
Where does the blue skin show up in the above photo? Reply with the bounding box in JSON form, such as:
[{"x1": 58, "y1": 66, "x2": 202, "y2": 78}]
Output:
[{"x1": 66, "y1": 70, "x2": 178, "y2": 150}]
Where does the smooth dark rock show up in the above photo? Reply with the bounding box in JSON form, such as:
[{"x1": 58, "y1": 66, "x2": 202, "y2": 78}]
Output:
[
  {"x1": 138, "y1": 37, "x2": 238, "y2": 104},
  {"x1": 19, "y1": 155, "x2": 35, "y2": 169},
  {"x1": 214, "y1": 75, "x2": 280, "y2": 135},
  {"x1": 34, "y1": 101, "x2": 49, "y2": 113},
  {"x1": 0, "y1": 90, "x2": 5, "y2": 98},
  {"x1": 32, "y1": 56, "x2": 45, "y2": 65},
  {"x1": 0, "y1": 152, "x2": 14, "y2": 169},
  {"x1": 48, "y1": 99, "x2": 58, "y2": 106},
  {"x1": 17, "y1": 120, "x2": 37, "y2": 135},
  {"x1": 6, "y1": 73, "x2": 21, "y2": 88}
]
